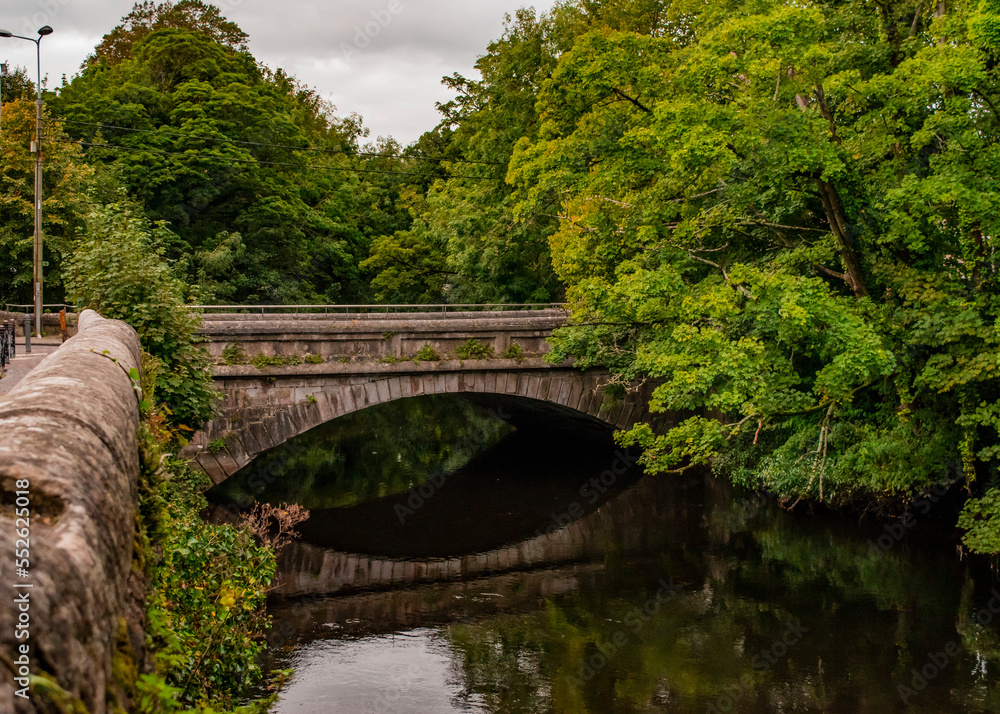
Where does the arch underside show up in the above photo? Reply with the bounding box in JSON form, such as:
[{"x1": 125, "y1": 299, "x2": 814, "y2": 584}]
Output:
[{"x1": 184, "y1": 368, "x2": 672, "y2": 486}]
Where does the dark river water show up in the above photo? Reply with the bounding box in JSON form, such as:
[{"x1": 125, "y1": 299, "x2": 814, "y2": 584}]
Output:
[{"x1": 208, "y1": 394, "x2": 1000, "y2": 713}]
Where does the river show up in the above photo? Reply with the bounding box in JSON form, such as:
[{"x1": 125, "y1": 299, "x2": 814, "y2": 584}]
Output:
[{"x1": 208, "y1": 394, "x2": 1000, "y2": 713}]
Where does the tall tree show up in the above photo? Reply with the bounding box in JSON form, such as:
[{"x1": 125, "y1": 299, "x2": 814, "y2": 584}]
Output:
[
  {"x1": 54, "y1": 26, "x2": 407, "y2": 303},
  {"x1": 502, "y1": 0, "x2": 1000, "y2": 549},
  {"x1": 364, "y1": 9, "x2": 567, "y2": 304},
  {"x1": 0, "y1": 98, "x2": 101, "y2": 305},
  {"x1": 86, "y1": 0, "x2": 249, "y2": 67}
]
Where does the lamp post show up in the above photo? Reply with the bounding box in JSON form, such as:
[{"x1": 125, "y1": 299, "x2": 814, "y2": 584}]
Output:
[{"x1": 0, "y1": 26, "x2": 52, "y2": 338}]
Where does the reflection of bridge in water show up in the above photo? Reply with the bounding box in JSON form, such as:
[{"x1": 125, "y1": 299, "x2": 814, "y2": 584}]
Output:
[{"x1": 274, "y1": 472, "x2": 699, "y2": 599}]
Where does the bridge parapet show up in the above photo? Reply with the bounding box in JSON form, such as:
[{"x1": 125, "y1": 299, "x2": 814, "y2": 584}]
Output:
[
  {"x1": 0, "y1": 310, "x2": 144, "y2": 713},
  {"x1": 196, "y1": 308, "x2": 568, "y2": 363}
]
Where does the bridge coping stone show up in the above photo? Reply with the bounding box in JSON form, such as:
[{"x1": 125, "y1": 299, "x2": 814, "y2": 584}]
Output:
[{"x1": 0, "y1": 310, "x2": 144, "y2": 713}]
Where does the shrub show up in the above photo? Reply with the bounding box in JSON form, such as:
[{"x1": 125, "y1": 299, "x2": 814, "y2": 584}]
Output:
[
  {"x1": 137, "y1": 435, "x2": 279, "y2": 710},
  {"x1": 65, "y1": 201, "x2": 217, "y2": 431},
  {"x1": 959, "y1": 488, "x2": 1000, "y2": 554},
  {"x1": 207, "y1": 438, "x2": 227, "y2": 455},
  {"x1": 249, "y1": 354, "x2": 300, "y2": 369},
  {"x1": 414, "y1": 343, "x2": 441, "y2": 362},
  {"x1": 454, "y1": 339, "x2": 495, "y2": 360},
  {"x1": 501, "y1": 342, "x2": 524, "y2": 362}
]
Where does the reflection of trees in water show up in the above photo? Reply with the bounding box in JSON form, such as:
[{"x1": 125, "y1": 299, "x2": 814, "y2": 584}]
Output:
[
  {"x1": 209, "y1": 395, "x2": 512, "y2": 509},
  {"x1": 439, "y1": 483, "x2": 1000, "y2": 713}
]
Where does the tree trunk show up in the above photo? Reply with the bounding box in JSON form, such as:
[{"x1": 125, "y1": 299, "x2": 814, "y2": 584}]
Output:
[{"x1": 815, "y1": 179, "x2": 869, "y2": 297}]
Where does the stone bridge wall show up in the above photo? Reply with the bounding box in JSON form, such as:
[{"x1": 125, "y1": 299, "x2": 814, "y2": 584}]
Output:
[
  {"x1": 0, "y1": 311, "x2": 143, "y2": 713},
  {"x1": 185, "y1": 363, "x2": 671, "y2": 485},
  {"x1": 187, "y1": 310, "x2": 672, "y2": 482},
  {"x1": 195, "y1": 309, "x2": 568, "y2": 362}
]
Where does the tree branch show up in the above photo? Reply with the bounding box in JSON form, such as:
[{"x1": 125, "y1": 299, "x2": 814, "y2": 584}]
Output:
[{"x1": 610, "y1": 87, "x2": 652, "y2": 114}]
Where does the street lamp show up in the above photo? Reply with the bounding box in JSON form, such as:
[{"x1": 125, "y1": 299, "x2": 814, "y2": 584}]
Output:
[{"x1": 0, "y1": 25, "x2": 52, "y2": 337}]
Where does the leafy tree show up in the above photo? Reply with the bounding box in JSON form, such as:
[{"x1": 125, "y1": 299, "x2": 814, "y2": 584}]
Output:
[
  {"x1": 365, "y1": 9, "x2": 565, "y2": 303},
  {"x1": 499, "y1": 0, "x2": 1000, "y2": 546},
  {"x1": 87, "y1": 0, "x2": 249, "y2": 67},
  {"x1": 0, "y1": 98, "x2": 101, "y2": 305},
  {"x1": 54, "y1": 27, "x2": 407, "y2": 304},
  {"x1": 63, "y1": 201, "x2": 217, "y2": 430},
  {"x1": 1, "y1": 65, "x2": 34, "y2": 105}
]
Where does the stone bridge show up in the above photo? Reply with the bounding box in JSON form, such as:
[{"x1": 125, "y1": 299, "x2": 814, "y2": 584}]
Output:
[{"x1": 183, "y1": 308, "x2": 673, "y2": 483}]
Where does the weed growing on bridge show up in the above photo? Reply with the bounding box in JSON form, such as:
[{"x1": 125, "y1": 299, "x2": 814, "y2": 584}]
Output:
[
  {"x1": 501, "y1": 342, "x2": 524, "y2": 363},
  {"x1": 454, "y1": 339, "x2": 494, "y2": 360},
  {"x1": 221, "y1": 344, "x2": 248, "y2": 365},
  {"x1": 304, "y1": 354, "x2": 324, "y2": 365},
  {"x1": 414, "y1": 343, "x2": 441, "y2": 362},
  {"x1": 208, "y1": 438, "x2": 228, "y2": 455},
  {"x1": 250, "y1": 353, "x2": 301, "y2": 369}
]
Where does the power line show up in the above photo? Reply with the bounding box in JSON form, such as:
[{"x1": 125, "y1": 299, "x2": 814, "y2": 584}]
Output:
[
  {"x1": 75, "y1": 140, "x2": 504, "y2": 181},
  {"x1": 56, "y1": 118, "x2": 504, "y2": 166}
]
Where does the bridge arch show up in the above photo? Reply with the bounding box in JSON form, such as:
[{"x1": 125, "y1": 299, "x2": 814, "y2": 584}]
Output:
[
  {"x1": 181, "y1": 308, "x2": 674, "y2": 484},
  {"x1": 184, "y1": 364, "x2": 670, "y2": 485}
]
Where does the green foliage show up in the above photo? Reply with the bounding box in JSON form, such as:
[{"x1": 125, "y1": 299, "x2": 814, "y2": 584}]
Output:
[
  {"x1": 414, "y1": 342, "x2": 442, "y2": 362},
  {"x1": 487, "y1": 0, "x2": 1000, "y2": 522},
  {"x1": 207, "y1": 438, "x2": 226, "y2": 455},
  {"x1": 304, "y1": 354, "x2": 324, "y2": 365},
  {"x1": 53, "y1": 24, "x2": 411, "y2": 304},
  {"x1": 249, "y1": 354, "x2": 300, "y2": 369},
  {"x1": 958, "y1": 489, "x2": 1000, "y2": 554},
  {"x1": 454, "y1": 339, "x2": 495, "y2": 360},
  {"x1": 87, "y1": 0, "x2": 250, "y2": 67},
  {"x1": 0, "y1": 98, "x2": 106, "y2": 306},
  {"x1": 220, "y1": 344, "x2": 247, "y2": 366},
  {"x1": 0, "y1": 65, "x2": 34, "y2": 105},
  {"x1": 64, "y1": 201, "x2": 217, "y2": 430},
  {"x1": 363, "y1": 9, "x2": 563, "y2": 303},
  {"x1": 500, "y1": 342, "x2": 524, "y2": 362},
  {"x1": 137, "y1": 416, "x2": 278, "y2": 711}
]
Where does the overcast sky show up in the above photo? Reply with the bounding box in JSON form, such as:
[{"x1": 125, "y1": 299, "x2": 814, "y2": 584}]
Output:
[{"x1": 1, "y1": 0, "x2": 559, "y2": 145}]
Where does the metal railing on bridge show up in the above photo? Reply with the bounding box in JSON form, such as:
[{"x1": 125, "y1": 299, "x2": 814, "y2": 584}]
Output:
[
  {"x1": 3, "y1": 303, "x2": 78, "y2": 313},
  {"x1": 187, "y1": 303, "x2": 569, "y2": 316}
]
